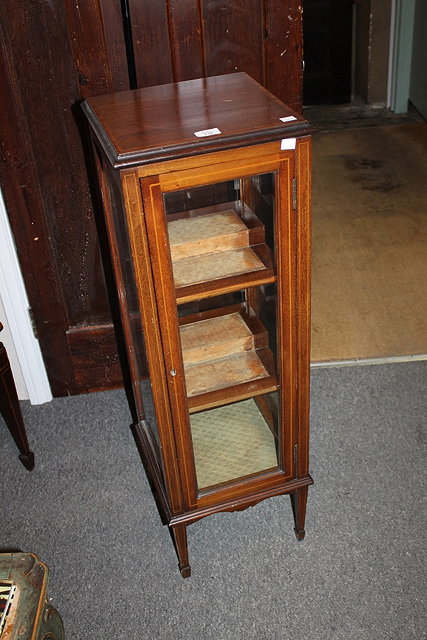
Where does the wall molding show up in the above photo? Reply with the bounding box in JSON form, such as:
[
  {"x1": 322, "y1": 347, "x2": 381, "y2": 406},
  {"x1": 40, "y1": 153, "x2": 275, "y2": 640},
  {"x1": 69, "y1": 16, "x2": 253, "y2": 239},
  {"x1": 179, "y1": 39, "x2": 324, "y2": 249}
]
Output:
[
  {"x1": 0, "y1": 189, "x2": 52, "y2": 404},
  {"x1": 389, "y1": 0, "x2": 416, "y2": 112}
]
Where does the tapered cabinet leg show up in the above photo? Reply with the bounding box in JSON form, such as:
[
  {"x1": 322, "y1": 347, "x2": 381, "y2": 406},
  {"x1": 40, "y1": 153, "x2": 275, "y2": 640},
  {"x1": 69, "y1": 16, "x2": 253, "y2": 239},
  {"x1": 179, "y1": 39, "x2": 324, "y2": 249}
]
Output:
[
  {"x1": 170, "y1": 523, "x2": 191, "y2": 578},
  {"x1": 290, "y1": 486, "x2": 309, "y2": 541},
  {"x1": 0, "y1": 342, "x2": 35, "y2": 471}
]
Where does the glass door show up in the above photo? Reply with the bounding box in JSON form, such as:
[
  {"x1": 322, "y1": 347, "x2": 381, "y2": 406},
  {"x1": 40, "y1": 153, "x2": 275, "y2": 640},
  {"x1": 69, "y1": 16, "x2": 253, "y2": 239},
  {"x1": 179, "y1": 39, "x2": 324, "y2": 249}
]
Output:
[{"x1": 160, "y1": 170, "x2": 290, "y2": 492}]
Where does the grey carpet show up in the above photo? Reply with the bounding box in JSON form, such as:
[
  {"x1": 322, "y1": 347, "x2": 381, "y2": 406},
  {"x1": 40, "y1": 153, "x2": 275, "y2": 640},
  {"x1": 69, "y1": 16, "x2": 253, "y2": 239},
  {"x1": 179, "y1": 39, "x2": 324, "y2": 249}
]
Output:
[{"x1": 1, "y1": 362, "x2": 426, "y2": 639}]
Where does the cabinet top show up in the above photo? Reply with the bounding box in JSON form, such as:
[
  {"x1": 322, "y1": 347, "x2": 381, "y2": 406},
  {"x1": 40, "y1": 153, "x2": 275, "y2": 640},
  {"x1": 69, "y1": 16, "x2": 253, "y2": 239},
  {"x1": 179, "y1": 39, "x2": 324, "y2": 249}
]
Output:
[{"x1": 82, "y1": 73, "x2": 312, "y2": 169}]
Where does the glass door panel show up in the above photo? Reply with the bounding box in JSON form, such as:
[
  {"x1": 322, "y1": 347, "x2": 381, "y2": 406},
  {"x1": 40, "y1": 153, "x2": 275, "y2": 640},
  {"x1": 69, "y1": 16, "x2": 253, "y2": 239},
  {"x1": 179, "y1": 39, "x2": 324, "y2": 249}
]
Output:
[
  {"x1": 106, "y1": 174, "x2": 162, "y2": 453},
  {"x1": 163, "y1": 172, "x2": 284, "y2": 491}
]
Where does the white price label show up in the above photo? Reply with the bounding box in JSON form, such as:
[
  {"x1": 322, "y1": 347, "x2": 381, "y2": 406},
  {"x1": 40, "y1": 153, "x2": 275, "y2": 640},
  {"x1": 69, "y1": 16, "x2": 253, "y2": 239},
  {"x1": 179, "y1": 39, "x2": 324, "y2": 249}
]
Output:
[
  {"x1": 279, "y1": 116, "x2": 297, "y2": 123},
  {"x1": 194, "y1": 127, "x2": 222, "y2": 138},
  {"x1": 281, "y1": 138, "x2": 297, "y2": 150}
]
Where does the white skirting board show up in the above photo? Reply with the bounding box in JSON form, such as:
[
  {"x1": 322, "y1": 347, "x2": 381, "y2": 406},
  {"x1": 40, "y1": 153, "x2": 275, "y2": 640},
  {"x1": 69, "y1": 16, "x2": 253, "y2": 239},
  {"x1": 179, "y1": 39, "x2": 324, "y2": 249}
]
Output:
[
  {"x1": 0, "y1": 189, "x2": 52, "y2": 404},
  {"x1": 311, "y1": 354, "x2": 427, "y2": 369}
]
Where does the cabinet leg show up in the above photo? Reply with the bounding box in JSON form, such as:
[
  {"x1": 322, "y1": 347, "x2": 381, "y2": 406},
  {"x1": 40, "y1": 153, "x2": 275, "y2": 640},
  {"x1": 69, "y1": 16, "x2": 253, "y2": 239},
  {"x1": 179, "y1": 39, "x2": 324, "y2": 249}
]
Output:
[
  {"x1": 170, "y1": 524, "x2": 191, "y2": 578},
  {"x1": 290, "y1": 486, "x2": 308, "y2": 541},
  {"x1": 0, "y1": 343, "x2": 35, "y2": 471}
]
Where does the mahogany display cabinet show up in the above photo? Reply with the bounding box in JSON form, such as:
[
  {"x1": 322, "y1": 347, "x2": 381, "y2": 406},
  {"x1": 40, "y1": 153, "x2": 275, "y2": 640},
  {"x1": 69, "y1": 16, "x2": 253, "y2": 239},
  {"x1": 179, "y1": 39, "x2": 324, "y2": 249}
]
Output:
[{"x1": 82, "y1": 72, "x2": 313, "y2": 577}]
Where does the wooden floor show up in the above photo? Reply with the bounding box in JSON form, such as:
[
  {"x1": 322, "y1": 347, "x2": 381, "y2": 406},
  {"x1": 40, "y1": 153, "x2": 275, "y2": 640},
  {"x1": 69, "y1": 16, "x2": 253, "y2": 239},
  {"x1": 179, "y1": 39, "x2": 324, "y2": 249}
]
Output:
[{"x1": 310, "y1": 120, "x2": 427, "y2": 364}]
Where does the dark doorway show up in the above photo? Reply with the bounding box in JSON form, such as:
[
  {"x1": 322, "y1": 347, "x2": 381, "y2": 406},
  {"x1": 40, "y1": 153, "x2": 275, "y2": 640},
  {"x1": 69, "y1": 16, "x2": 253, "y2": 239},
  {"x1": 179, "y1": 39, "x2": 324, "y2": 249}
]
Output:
[{"x1": 303, "y1": 0, "x2": 353, "y2": 105}]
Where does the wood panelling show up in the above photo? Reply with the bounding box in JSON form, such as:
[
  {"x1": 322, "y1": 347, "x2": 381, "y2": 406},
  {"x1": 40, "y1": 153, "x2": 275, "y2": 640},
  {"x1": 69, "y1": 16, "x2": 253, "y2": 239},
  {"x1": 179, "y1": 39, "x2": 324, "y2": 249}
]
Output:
[
  {"x1": 129, "y1": 0, "x2": 174, "y2": 87},
  {"x1": 266, "y1": 0, "x2": 304, "y2": 112},
  {"x1": 129, "y1": 0, "x2": 303, "y2": 112},
  {"x1": 201, "y1": 0, "x2": 266, "y2": 83},
  {"x1": 98, "y1": 0, "x2": 130, "y2": 93},
  {"x1": 0, "y1": 2, "x2": 98, "y2": 395},
  {"x1": 168, "y1": 0, "x2": 205, "y2": 80}
]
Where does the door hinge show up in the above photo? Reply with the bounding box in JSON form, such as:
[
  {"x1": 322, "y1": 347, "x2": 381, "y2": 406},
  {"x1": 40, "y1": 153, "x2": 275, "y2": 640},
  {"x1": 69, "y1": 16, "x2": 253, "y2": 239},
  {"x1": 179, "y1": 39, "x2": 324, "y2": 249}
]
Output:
[
  {"x1": 292, "y1": 177, "x2": 297, "y2": 211},
  {"x1": 28, "y1": 307, "x2": 38, "y2": 340}
]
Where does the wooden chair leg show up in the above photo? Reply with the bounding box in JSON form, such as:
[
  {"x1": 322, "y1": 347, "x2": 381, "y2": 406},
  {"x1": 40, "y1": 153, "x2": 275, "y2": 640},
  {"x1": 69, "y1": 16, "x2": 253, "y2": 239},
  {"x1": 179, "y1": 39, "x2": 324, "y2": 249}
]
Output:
[
  {"x1": 0, "y1": 341, "x2": 34, "y2": 471},
  {"x1": 290, "y1": 486, "x2": 308, "y2": 541},
  {"x1": 170, "y1": 523, "x2": 191, "y2": 578}
]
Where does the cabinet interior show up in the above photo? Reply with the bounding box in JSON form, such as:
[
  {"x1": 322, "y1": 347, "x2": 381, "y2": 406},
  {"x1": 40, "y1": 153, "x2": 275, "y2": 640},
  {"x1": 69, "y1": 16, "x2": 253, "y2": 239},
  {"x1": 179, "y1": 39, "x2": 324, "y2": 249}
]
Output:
[
  {"x1": 166, "y1": 184, "x2": 281, "y2": 488},
  {"x1": 179, "y1": 305, "x2": 278, "y2": 414},
  {"x1": 167, "y1": 200, "x2": 276, "y2": 304}
]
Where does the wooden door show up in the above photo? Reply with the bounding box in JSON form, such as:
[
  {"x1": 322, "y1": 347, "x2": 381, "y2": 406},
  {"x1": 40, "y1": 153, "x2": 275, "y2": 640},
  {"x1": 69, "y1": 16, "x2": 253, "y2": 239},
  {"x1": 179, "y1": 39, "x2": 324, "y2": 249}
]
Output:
[
  {"x1": 0, "y1": 0, "x2": 303, "y2": 396},
  {"x1": 303, "y1": 0, "x2": 353, "y2": 104}
]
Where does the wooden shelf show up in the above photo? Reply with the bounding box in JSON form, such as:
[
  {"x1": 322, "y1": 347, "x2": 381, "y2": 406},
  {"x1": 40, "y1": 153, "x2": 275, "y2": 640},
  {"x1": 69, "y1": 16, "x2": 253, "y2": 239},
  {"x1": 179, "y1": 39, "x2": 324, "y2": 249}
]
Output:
[
  {"x1": 179, "y1": 305, "x2": 278, "y2": 414},
  {"x1": 168, "y1": 202, "x2": 275, "y2": 304}
]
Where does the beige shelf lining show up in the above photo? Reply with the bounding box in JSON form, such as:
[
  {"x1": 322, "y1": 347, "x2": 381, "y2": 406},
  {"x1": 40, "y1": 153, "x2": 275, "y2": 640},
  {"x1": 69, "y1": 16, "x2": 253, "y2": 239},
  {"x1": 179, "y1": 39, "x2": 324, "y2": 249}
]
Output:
[
  {"x1": 180, "y1": 311, "x2": 258, "y2": 365},
  {"x1": 180, "y1": 309, "x2": 273, "y2": 400},
  {"x1": 184, "y1": 350, "x2": 270, "y2": 397},
  {"x1": 190, "y1": 398, "x2": 278, "y2": 489},
  {"x1": 168, "y1": 206, "x2": 268, "y2": 288},
  {"x1": 168, "y1": 210, "x2": 249, "y2": 260},
  {"x1": 172, "y1": 246, "x2": 265, "y2": 288}
]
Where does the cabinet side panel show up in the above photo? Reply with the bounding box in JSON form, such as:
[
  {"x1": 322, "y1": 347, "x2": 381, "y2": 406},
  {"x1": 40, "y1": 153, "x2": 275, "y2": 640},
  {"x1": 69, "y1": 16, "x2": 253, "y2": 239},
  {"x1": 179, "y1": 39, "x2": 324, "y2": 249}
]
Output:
[
  {"x1": 92, "y1": 145, "x2": 183, "y2": 516},
  {"x1": 94, "y1": 155, "x2": 147, "y2": 422},
  {"x1": 295, "y1": 136, "x2": 312, "y2": 476},
  {"x1": 121, "y1": 171, "x2": 186, "y2": 515},
  {"x1": 140, "y1": 176, "x2": 199, "y2": 510},
  {"x1": 276, "y1": 155, "x2": 297, "y2": 475}
]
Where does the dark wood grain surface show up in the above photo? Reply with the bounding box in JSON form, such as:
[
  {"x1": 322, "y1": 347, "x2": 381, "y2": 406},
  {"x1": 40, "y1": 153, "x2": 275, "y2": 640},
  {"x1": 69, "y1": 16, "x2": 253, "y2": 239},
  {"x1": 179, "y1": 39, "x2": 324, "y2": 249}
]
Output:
[{"x1": 84, "y1": 73, "x2": 310, "y2": 167}]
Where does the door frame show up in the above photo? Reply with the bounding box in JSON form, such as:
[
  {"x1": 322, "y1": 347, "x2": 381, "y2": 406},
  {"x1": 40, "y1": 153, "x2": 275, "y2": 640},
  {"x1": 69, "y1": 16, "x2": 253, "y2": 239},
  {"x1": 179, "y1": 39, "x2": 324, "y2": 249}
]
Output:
[
  {"x1": 388, "y1": 0, "x2": 416, "y2": 112},
  {"x1": 0, "y1": 189, "x2": 52, "y2": 404}
]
